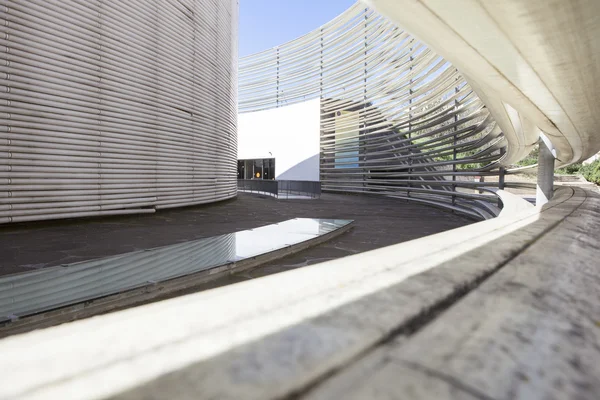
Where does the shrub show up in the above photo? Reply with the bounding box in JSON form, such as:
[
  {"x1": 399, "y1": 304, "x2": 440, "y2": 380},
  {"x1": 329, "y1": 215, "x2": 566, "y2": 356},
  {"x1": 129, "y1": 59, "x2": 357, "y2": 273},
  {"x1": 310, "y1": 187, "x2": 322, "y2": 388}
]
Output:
[
  {"x1": 517, "y1": 157, "x2": 538, "y2": 167},
  {"x1": 555, "y1": 163, "x2": 583, "y2": 175},
  {"x1": 515, "y1": 145, "x2": 539, "y2": 167},
  {"x1": 580, "y1": 160, "x2": 600, "y2": 184}
]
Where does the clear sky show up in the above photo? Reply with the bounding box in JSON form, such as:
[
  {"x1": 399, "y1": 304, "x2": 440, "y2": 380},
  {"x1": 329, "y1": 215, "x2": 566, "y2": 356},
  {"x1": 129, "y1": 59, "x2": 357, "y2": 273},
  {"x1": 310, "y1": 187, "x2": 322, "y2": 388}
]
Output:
[{"x1": 239, "y1": 0, "x2": 357, "y2": 57}]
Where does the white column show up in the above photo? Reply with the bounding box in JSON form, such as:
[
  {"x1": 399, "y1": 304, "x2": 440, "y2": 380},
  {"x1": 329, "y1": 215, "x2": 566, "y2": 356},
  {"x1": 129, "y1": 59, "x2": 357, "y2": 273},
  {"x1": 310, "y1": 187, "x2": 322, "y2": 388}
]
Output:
[{"x1": 536, "y1": 133, "x2": 556, "y2": 206}]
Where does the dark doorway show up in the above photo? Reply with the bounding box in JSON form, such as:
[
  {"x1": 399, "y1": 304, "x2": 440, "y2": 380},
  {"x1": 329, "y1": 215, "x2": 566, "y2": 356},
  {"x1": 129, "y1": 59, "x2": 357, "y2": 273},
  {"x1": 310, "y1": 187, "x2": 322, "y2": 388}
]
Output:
[{"x1": 237, "y1": 158, "x2": 275, "y2": 180}]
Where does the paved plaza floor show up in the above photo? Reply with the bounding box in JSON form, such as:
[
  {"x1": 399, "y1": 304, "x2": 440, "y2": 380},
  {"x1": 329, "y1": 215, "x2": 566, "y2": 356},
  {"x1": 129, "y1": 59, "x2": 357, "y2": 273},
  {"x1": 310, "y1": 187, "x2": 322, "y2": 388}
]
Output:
[{"x1": 0, "y1": 193, "x2": 471, "y2": 279}]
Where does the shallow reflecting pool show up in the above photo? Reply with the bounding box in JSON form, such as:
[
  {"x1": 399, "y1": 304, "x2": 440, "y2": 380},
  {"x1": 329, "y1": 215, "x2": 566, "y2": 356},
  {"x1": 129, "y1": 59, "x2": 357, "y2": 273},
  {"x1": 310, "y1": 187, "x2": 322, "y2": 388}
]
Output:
[{"x1": 0, "y1": 218, "x2": 353, "y2": 322}]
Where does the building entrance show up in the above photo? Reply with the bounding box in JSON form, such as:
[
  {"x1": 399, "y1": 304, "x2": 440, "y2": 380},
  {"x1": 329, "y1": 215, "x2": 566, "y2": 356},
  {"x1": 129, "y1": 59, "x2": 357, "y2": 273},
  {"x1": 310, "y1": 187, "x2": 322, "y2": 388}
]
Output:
[{"x1": 237, "y1": 158, "x2": 275, "y2": 180}]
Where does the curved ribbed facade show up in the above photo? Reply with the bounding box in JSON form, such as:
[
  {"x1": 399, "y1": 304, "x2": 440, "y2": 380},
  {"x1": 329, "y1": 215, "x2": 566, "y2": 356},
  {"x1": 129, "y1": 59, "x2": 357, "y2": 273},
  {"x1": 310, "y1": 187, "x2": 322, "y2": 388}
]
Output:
[
  {"x1": 1, "y1": 0, "x2": 238, "y2": 223},
  {"x1": 240, "y1": 3, "x2": 506, "y2": 219}
]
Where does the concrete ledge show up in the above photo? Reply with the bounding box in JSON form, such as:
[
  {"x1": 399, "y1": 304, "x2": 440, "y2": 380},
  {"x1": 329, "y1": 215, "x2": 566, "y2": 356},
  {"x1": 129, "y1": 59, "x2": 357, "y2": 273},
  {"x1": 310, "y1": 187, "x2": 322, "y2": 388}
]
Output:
[
  {"x1": 306, "y1": 188, "x2": 600, "y2": 400},
  {"x1": 0, "y1": 220, "x2": 353, "y2": 338},
  {"x1": 494, "y1": 189, "x2": 535, "y2": 217},
  {"x1": 0, "y1": 187, "x2": 594, "y2": 399}
]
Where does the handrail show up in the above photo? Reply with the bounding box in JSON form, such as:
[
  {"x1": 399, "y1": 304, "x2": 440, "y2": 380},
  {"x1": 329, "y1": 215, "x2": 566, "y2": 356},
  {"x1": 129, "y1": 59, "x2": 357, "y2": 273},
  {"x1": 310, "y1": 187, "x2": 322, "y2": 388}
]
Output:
[{"x1": 237, "y1": 180, "x2": 321, "y2": 199}]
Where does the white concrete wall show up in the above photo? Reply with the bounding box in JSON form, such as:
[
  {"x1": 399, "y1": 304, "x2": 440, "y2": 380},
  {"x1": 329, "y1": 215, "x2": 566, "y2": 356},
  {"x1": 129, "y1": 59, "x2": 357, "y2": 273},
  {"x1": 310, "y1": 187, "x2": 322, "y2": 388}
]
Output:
[{"x1": 238, "y1": 99, "x2": 320, "y2": 181}]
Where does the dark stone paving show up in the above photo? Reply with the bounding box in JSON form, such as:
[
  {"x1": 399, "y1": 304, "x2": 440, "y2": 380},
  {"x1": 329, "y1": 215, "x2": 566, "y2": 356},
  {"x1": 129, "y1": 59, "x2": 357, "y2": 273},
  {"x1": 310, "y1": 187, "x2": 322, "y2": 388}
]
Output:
[{"x1": 0, "y1": 193, "x2": 472, "y2": 279}]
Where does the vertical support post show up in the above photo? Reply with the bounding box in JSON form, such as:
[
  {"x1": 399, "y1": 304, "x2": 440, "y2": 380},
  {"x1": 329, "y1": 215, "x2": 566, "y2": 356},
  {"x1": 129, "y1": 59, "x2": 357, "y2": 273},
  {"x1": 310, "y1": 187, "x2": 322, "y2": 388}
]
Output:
[
  {"x1": 494, "y1": 147, "x2": 507, "y2": 207},
  {"x1": 319, "y1": 28, "x2": 324, "y2": 183},
  {"x1": 362, "y1": 8, "x2": 368, "y2": 192},
  {"x1": 498, "y1": 147, "x2": 506, "y2": 191},
  {"x1": 497, "y1": 168, "x2": 505, "y2": 208},
  {"x1": 320, "y1": 28, "x2": 323, "y2": 98},
  {"x1": 363, "y1": 8, "x2": 368, "y2": 103},
  {"x1": 276, "y1": 47, "x2": 280, "y2": 107},
  {"x1": 452, "y1": 74, "x2": 459, "y2": 207},
  {"x1": 408, "y1": 41, "x2": 413, "y2": 198},
  {"x1": 537, "y1": 135, "x2": 555, "y2": 206}
]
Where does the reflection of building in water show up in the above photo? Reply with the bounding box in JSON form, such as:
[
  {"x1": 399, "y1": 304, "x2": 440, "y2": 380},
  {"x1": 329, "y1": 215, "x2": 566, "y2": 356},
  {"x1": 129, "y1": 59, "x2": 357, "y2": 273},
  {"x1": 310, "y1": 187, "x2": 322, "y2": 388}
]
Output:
[
  {"x1": 319, "y1": 220, "x2": 342, "y2": 236},
  {"x1": 0, "y1": 218, "x2": 353, "y2": 321},
  {"x1": 0, "y1": 234, "x2": 237, "y2": 321},
  {"x1": 235, "y1": 218, "x2": 322, "y2": 258}
]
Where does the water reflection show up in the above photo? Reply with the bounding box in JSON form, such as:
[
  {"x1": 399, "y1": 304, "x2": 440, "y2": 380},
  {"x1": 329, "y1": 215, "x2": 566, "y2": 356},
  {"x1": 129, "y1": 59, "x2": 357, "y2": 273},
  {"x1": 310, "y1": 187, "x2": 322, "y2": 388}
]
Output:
[{"x1": 0, "y1": 218, "x2": 352, "y2": 321}]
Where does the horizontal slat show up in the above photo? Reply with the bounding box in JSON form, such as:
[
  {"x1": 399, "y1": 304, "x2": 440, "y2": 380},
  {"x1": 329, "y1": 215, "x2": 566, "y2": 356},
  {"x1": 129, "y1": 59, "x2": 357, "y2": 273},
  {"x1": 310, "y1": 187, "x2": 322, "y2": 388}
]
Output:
[
  {"x1": 1, "y1": 0, "x2": 239, "y2": 223},
  {"x1": 238, "y1": 2, "x2": 506, "y2": 219}
]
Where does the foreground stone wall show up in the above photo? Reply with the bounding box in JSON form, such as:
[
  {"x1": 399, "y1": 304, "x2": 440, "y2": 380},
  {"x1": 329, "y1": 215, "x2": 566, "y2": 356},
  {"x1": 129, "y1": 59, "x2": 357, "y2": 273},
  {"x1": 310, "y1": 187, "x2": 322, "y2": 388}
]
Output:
[{"x1": 1, "y1": 187, "x2": 598, "y2": 399}]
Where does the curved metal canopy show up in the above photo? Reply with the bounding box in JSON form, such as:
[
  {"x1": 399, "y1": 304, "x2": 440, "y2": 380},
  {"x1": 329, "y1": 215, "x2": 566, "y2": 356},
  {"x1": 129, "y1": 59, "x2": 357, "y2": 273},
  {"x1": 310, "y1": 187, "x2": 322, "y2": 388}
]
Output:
[{"x1": 364, "y1": 0, "x2": 600, "y2": 165}]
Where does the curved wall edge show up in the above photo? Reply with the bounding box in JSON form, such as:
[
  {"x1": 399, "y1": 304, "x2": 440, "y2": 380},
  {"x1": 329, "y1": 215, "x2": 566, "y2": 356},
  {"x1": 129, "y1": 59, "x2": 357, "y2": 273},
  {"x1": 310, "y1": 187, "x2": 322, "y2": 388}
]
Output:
[
  {"x1": 363, "y1": 0, "x2": 600, "y2": 165},
  {"x1": 1, "y1": 0, "x2": 238, "y2": 223}
]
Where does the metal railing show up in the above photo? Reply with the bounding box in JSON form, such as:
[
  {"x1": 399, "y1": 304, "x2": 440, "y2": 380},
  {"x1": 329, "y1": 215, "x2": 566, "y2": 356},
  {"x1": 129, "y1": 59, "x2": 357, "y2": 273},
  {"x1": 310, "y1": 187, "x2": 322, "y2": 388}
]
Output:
[
  {"x1": 238, "y1": 180, "x2": 321, "y2": 199},
  {"x1": 237, "y1": 180, "x2": 279, "y2": 197},
  {"x1": 277, "y1": 180, "x2": 322, "y2": 199}
]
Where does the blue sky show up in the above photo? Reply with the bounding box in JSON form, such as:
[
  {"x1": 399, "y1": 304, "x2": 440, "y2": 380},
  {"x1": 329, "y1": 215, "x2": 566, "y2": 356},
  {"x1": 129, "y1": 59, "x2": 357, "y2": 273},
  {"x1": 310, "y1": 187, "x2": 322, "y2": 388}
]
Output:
[{"x1": 239, "y1": 0, "x2": 357, "y2": 57}]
